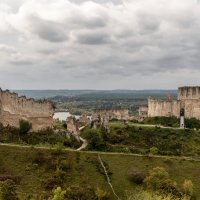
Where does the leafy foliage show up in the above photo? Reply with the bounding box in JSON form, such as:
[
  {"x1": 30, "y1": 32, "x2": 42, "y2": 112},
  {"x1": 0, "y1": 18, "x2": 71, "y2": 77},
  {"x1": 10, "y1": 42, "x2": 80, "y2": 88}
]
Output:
[
  {"x1": 19, "y1": 119, "x2": 32, "y2": 134},
  {"x1": 51, "y1": 187, "x2": 66, "y2": 200},
  {"x1": 0, "y1": 179, "x2": 19, "y2": 200}
]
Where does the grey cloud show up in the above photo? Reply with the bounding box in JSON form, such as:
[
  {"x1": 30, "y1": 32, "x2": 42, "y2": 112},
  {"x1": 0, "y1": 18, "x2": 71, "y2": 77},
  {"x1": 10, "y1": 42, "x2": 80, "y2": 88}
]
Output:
[
  {"x1": 75, "y1": 31, "x2": 111, "y2": 45},
  {"x1": 30, "y1": 16, "x2": 68, "y2": 42},
  {"x1": 1, "y1": 0, "x2": 200, "y2": 89}
]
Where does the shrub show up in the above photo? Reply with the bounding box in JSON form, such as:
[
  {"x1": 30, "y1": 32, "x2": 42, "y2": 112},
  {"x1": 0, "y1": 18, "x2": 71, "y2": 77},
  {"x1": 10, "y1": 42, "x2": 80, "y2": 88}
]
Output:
[
  {"x1": 0, "y1": 179, "x2": 19, "y2": 200},
  {"x1": 149, "y1": 147, "x2": 159, "y2": 155},
  {"x1": 0, "y1": 173, "x2": 20, "y2": 183},
  {"x1": 144, "y1": 167, "x2": 179, "y2": 195},
  {"x1": 54, "y1": 168, "x2": 66, "y2": 183},
  {"x1": 44, "y1": 178, "x2": 60, "y2": 190},
  {"x1": 126, "y1": 189, "x2": 190, "y2": 200},
  {"x1": 33, "y1": 152, "x2": 46, "y2": 165},
  {"x1": 182, "y1": 179, "x2": 193, "y2": 196},
  {"x1": 128, "y1": 170, "x2": 146, "y2": 185},
  {"x1": 51, "y1": 187, "x2": 66, "y2": 200},
  {"x1": 19, "y1": 119, "x2": 32, "y2": 134},
  {"x1": 64, "y1": 185, "x2": 110, "y2": 200},
  {"x1": 95, "y1": 186, "x2": 109, "y2": 200}
]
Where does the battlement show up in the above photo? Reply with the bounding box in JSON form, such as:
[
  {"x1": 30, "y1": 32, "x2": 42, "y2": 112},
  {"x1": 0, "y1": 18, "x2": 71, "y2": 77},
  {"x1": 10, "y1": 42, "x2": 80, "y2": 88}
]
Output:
[{"x1": 178, "y1": 86, "x2": 200, "y2": 100}]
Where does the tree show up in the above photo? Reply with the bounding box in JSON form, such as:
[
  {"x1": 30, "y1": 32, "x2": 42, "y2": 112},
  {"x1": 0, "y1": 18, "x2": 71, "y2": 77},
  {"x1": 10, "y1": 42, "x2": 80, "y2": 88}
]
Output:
[
  {"x1": 0, "y1": 179, "x2": 19, "y2": 200},
  {"x1": 144, "y1": 167, "x2": 179, "y2": 195},
  {"x1": 19, "y1": 119, "x2": 32, "y2": 134},
  {"x1": 51, "y1": 187, "x2": 66, "y2": 200}
]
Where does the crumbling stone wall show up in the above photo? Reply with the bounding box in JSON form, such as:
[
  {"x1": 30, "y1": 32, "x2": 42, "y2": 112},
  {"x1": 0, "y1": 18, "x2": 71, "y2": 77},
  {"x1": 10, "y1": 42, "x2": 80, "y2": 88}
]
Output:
[
  {"x1": 148, "y1": 98, "x2": 180, "y2": 118},
  {"x1": 66, "y1": 116, "x2": 80, "y2": 141},
  {"x1": 92, "y1": 109, "x2": 129, "y2": 121},
  {"x1": 0, "y1": 89, "x2": 54, "y2": 130},
  {"x1": 138, "y1": 106, "x2": 148, "y2": 121},
  {"x1": 147, "y1": 86, "x2": 200, "y2": 120}
]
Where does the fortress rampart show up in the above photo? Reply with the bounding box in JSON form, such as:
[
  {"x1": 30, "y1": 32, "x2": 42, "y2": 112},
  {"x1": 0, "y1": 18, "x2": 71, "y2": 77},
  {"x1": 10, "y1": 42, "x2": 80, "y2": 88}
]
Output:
[
  {"x1": 0, "y1": 89, "x2": 55, "y2": 130},
  {"x1": 148, "y1": 98, "x2": 180, "y2": 118},
  {"x1": 147, "y1": 86, "x2": 200, "y2": 120}
]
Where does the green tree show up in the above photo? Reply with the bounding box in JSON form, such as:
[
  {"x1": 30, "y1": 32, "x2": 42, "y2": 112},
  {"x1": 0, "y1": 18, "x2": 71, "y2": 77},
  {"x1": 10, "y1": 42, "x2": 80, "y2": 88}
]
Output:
[
  {"x1": 19, "y1": 119, "x2": 32, "y2": 134},
  {"x1": 144, "y1": 167, "x2": 179, "y2": 195},
  {"x1": 0, "y1": 179, "x2": 19, "y2": 200}
]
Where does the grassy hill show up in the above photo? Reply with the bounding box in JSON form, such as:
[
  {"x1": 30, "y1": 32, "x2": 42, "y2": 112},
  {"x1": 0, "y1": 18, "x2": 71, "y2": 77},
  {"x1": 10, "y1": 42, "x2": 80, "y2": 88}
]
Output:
[{"x1": 1, "y1": 145, "x2": 200, "y2": 199}]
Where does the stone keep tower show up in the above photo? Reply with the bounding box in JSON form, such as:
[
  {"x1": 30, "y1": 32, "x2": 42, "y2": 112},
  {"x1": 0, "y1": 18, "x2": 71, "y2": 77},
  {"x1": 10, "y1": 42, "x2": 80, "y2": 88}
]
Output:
[{"x1": 178, "y1": 86, "x2": 200, "y2": 120}]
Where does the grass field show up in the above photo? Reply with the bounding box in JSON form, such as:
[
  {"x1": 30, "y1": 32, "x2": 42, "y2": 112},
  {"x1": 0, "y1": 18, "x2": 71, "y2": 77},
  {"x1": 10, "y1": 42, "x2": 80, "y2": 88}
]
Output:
[{"x1": 0, "y1": 145, "x2": 200, "y2": 199}]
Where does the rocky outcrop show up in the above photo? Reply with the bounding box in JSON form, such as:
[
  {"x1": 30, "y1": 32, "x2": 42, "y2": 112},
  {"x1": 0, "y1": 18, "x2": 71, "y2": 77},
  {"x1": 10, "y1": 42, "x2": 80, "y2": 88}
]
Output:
[{"x1": 0, "y1": 89, "x2": 54, "y2": 130}]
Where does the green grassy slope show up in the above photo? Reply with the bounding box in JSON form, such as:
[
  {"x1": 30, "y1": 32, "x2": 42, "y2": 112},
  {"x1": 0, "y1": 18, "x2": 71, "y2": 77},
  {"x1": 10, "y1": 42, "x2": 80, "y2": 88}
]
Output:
[{"x1": 0, "y1": 145, "x2": 200, "y2": 199}]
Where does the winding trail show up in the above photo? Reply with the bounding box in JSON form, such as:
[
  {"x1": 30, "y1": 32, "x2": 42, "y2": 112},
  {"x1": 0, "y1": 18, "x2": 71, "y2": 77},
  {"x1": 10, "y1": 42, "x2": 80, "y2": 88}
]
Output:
[
  {"x1": 76, "y1": 137, "x2": 88, "y2": 151},
  {"x1": 98, "y1": 154, "x2": 120, "y2": 200},
  {"x1": 0, "y1": 142, "x2": 200, "y2": 162},
  {"x1": 76, "y1": 125, "x2": 88, "y2": 151}
]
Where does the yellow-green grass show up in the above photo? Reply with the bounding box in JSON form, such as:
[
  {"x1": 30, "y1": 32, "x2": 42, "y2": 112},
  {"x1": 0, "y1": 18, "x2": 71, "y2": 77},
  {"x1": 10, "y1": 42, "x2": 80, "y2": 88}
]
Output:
[{"x1": 0, "y1": 145, "x2": 200, "y2": 199}]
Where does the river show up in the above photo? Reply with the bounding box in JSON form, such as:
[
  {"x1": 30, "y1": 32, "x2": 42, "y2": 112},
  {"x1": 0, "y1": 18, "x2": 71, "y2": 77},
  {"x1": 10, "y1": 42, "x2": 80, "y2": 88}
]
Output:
[{"x1": 53, "y1": 112, "x2": 80, "y2": 121}]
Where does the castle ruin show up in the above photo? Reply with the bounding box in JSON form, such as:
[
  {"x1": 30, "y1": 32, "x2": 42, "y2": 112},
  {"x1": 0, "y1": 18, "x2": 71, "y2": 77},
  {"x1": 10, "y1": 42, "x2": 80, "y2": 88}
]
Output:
[
  {"x1": 92, "y1": 109, "x2": 129, "y2": 122},
  {"x1": 146, "y1": 86, "x2": 200, "y2": 120},
  {"x1": 91, "y1": 108, "x2": 129, "y2": 129},
  {"x1": 0, "y1": 89, "x2": 55, "y2": 130}
]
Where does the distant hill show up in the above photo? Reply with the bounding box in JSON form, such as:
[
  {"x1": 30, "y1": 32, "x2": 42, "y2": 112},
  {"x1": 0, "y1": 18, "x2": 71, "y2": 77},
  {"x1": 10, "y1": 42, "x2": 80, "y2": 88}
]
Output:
[{"x1": 12, "y1": 90, "x2": 178, "y2": 100}]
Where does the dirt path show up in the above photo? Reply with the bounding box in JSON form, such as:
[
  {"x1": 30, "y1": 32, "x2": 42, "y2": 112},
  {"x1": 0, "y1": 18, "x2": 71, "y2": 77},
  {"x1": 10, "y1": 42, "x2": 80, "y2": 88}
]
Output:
[
  {"x1": 76, "y1": 137, "x2": 88, "y2": 151},
  {"x1": 1, "y1": 142, "x2": 200, "y2": 162},
  {"x1": 98, "y1": 154, "x2": 120, "y2": 200}
]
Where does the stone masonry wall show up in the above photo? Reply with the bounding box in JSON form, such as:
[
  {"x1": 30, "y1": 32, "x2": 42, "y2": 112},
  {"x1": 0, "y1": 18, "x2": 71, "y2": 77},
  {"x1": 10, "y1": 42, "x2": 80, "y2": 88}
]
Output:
[
  {"x1": 178, "y1": 86, "x2": 200, "y2": 100},
  {"x1": 148, "y1": 97, "x2": 180, "y2": 118},
  {"x1": 92, "y1": 109, "x2": 129, "y2": 121},
  {"x1": 0, "y1": 89, "x2": 54, "y2": 130}
]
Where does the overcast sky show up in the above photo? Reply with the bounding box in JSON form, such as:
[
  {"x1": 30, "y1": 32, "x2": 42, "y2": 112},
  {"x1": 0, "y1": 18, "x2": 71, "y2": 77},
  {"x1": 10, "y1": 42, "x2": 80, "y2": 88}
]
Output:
[{"x1": 0, "y1": 0, "x2": 200, "y2": 90}]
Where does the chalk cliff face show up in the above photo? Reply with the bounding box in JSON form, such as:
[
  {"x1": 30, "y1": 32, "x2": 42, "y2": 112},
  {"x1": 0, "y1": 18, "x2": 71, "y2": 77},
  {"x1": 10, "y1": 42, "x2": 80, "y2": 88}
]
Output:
[
  {"x1": 0, "y1": 89, "x2": 55, "y2": 130},
  {"x1": 147, "y1": 86, "x2": 200, "y2": 120}
]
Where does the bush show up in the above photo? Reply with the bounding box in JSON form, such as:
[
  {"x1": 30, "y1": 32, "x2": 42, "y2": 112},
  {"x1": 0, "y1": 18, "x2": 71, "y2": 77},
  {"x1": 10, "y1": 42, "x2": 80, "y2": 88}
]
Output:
[
  {"x1": 149, "y1": 147, "x2": 159, "y2": 155},
  {"x1": 0, "y1": 179, "x2": 19, "y2": 200},
  {"x1": 126, "y1": 189, "x2": 190, "y2": 200},
  {"x1": 51, "y1": 187, "x2": 66, "y2": 200},
  {"x1": 185, "y1": 118, "x2": 200, "y2": 129},
  {"x1": 33, "y1": 152, "x2": 46, "y2": 166},
  {"x1": 95, "y1": 186, "x2": 109, "y2": 200},
  {"x1": 144, "y1": 167, "x2": 180, "y2": 195},
  {"x1": 64, "y1": 185, "x2": 110, "y2": 200},
  {"x1": 0, "y1": 173, "x2": 20, "y2": 183},
  {"x1": 19, "y1": 119, "x2": 32, "y2": 134},
  {"x1": 128, "y1": 170, "x2": 146, "y2": 185},
  {"x1": 182, "y1": 179, "x2": 193, "y2": 196}
]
